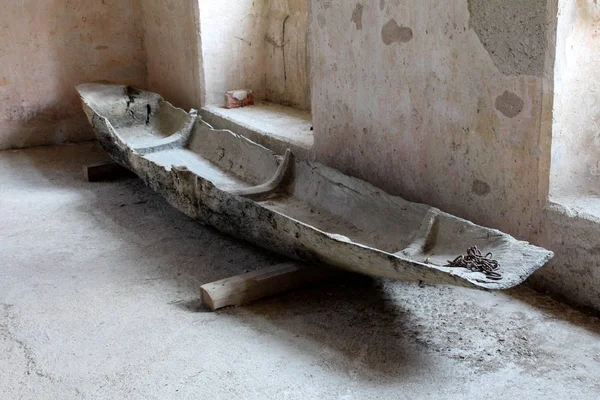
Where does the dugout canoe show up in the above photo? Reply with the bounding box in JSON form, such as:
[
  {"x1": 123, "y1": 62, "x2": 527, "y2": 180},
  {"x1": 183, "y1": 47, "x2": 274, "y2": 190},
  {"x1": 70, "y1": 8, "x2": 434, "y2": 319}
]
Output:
[{"x1": 77, "y1": 83, "x2": 553, "y2": 290}]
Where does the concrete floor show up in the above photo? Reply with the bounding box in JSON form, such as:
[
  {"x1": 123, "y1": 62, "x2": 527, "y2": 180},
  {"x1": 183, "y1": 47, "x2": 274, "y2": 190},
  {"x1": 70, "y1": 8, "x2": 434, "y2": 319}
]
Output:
[{"x1": 1, "y1": 143, "x2": 600, "y2": 400}]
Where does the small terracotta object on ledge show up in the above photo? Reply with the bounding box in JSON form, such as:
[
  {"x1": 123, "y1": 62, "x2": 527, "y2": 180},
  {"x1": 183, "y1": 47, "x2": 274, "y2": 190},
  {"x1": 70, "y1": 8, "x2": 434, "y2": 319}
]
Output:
[{"x1": 225, "y1": 89, "x2": 254, "y2": 109}]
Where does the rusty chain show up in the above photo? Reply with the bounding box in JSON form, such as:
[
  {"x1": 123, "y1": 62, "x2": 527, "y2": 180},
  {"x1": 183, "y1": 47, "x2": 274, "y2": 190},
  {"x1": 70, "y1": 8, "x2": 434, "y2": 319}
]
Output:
[{"x1": 447, "y1": 246, "x2": 502, "y2": 281}]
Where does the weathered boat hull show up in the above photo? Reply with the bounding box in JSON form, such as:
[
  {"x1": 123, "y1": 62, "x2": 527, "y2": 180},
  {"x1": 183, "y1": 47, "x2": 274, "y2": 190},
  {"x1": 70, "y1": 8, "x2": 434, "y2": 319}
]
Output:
[{"x1": 77, "y1": 83, "x2": 553, "y2": 290}]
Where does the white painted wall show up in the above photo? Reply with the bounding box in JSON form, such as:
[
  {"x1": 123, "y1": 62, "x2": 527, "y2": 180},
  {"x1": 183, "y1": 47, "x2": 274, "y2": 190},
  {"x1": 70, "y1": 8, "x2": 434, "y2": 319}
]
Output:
[
  {"x1": 263, "y1": 0, "x2": 311, "y2": 109},
  {"x1": 199, "y1": 0, "x2": 310, "y2": 110},
  {"x1": 143, "y1": 0, "x2": 202, "y2": 112},
  {"x1": 550, "y1": 0, "x2": 600, "y2": 199},
  {"x1": 535, "y1": 0, "x2": 600, "y2": 310},
  {"x1": 0, "y1": 0, "x2": 147, "y2": 150}
]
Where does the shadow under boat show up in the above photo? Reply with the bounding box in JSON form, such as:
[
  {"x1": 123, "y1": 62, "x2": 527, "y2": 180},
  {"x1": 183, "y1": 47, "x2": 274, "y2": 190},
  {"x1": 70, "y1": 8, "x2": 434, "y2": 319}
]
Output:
[{"x1": 76, "y1": 83, "x2": 554, "y2": 290}]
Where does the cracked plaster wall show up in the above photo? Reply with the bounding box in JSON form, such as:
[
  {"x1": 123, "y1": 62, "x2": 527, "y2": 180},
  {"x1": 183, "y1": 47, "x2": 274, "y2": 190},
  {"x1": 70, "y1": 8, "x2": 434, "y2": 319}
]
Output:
[{"x1": 0, "y1": 0, "x2": 147, "y2": 150}]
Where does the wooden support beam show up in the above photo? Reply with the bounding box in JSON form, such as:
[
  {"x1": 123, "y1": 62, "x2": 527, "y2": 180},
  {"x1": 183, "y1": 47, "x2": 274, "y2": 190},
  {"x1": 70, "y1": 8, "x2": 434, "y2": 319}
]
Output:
[
  {"x1": 200, "y1": 262, "x2": 338, "y2": 310},
  {"x1": 83, "y1": 161, "x2": 133, "y2": 182}
]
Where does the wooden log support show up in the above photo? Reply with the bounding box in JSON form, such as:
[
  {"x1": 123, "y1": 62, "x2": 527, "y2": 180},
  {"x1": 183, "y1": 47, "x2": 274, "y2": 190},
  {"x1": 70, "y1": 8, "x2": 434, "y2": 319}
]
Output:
[
  {"x1": 83, "y1": 161, "x2": 132, "y2": 182},
  {"x1": 200, "y1": 262, "x2": 338, "y2": 310}
]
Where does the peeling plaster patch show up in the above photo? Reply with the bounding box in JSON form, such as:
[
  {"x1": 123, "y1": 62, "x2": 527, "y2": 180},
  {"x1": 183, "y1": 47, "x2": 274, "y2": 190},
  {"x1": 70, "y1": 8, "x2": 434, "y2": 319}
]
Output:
[
  {"x1": 495, "y1": 91, "x2": 524, "y2": 118},
  {"x1": 467, "y1": 0, "x2": 547, "y2": 76},
  {"x1": 351, "y1": 4, "x2": 364, "y2": 30},
  {"x1": 472, "y1": 180, "x2": 491, "y2": 196},
  {"x1": 381, "y1": 19, "x2": 413, "y2": 45},
  {"x1": 380, "y1": 0, "x2": 385, "y2": 11},
  {"x1": 318, "y1": 13, "x2": 327, "y2": 29}
]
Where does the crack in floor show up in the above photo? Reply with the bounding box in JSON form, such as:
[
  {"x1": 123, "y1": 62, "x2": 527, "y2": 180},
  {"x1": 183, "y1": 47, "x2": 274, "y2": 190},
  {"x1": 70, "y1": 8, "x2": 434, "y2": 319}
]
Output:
[{"x1": 1, "y1": 304, "x2": 58, "y2": 382}]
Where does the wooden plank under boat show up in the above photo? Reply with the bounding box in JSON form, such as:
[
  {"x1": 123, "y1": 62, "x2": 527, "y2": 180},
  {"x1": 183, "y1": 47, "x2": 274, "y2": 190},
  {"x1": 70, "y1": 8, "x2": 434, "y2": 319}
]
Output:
[{"x1": 76, "y1": 83, "x2": 553, "y2": 290}]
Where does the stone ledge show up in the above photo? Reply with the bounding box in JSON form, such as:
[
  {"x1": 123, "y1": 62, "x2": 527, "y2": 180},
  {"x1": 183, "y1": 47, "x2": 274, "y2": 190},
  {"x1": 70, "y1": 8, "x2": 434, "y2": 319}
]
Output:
[
  {"x1": 201, "y1": 102, "x2": 314, "y2": 160},
  {"x1": 532, "y1": 198, "x2": 600, "y2": 312}
]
